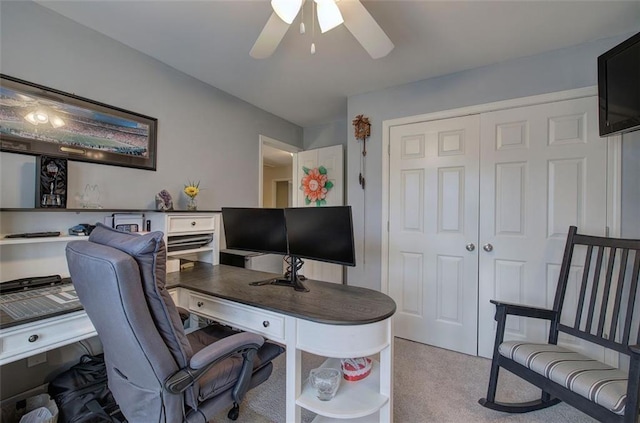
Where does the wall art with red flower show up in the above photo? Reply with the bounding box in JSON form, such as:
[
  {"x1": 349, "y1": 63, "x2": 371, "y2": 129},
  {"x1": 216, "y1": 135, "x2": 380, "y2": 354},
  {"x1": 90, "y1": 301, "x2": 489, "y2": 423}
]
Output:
[{"x1": 300, "y1": 166, "x2": 334, "y2": 206}]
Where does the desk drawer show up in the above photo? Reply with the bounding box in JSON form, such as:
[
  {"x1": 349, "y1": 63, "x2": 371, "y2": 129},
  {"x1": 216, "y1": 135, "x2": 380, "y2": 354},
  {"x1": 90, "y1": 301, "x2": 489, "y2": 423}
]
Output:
[
  {"x1": 188, "y1": 293, "x2": 284, "y2": 342},
  {"x1": 168, "y1": 215, "x2": 215, "y2": 234},
  {"x1": 0, "y1": 312, "x2": 96, "y2": 365}
]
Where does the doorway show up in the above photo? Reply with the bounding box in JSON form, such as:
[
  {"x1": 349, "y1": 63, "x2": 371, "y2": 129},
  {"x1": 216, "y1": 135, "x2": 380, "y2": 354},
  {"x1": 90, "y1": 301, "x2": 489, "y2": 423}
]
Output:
[{"x1": 259, "y1": 135, "x2": 300, "y2": 207}]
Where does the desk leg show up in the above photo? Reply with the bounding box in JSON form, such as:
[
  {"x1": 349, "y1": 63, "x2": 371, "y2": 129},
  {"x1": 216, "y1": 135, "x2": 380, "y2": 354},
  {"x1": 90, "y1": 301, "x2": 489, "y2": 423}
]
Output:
[
  {"x1": 379, "y1": 321, "x2": 394, "y2": 423},
  {"x1": 379, "y1": 345, "x2": 393, "y2": 422},
  {"x1": 285, "y1": 317, "x2": 301, "y2": 423}
]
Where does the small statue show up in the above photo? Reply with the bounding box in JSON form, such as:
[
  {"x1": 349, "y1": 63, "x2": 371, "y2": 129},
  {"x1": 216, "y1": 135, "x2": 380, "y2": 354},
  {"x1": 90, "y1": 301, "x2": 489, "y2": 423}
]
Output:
[{"x1": 156, "y1": 189, "x2": 174, "y2": 211}]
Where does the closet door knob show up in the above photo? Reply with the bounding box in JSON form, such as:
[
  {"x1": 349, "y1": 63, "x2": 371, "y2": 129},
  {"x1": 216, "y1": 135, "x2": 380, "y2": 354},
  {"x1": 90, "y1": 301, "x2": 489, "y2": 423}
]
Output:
[
  {"x1": 483, "y1": 243, "x2": 494, "y2": 252},
  {"x1": 465, "y1": 243, "x2": 475, "y2": 252}
]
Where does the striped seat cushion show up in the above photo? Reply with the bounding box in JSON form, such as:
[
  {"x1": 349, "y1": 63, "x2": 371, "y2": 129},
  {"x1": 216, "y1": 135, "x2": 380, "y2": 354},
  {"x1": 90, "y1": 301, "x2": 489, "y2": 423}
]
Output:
[{"x1": 499, "y1": 341, "x2": 627, "y2": 416}]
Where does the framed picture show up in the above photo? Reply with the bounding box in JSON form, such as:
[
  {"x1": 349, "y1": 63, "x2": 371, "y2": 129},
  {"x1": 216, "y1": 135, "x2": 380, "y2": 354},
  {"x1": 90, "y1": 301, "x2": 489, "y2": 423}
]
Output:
[{"x1": 0, "y1": 74, "x2": 157, "y2": 171}]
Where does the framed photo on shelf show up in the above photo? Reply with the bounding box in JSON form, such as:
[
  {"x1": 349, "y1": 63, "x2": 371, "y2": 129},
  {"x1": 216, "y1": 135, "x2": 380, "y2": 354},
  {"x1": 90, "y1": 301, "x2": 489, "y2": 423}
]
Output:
[{"x1": 0, "y1": 74, "x2": 158, "y2": 171}]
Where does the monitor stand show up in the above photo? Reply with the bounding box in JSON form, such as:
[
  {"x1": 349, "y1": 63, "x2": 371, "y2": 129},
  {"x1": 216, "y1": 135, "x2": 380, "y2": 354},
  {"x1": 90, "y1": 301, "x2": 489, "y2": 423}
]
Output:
[{"x1": 249, "y1": 256, "x2": 309, "y2": 292}]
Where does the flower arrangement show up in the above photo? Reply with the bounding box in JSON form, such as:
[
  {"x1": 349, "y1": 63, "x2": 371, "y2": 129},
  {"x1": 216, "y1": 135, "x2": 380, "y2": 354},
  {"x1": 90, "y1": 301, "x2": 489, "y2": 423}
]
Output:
[
  {"x1": 184, "y1": 180, "x2": 200, "y2": 210},
  {"x1": 184, "y1": 181, "x2": 200, "y2": 198},
  {"x1": 301, "y1": 166, "x2": 333, "y2": 206}
]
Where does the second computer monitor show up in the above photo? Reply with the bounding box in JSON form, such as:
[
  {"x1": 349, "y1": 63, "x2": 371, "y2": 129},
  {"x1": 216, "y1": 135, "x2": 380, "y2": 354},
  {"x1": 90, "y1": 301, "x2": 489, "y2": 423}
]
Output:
[{"x1": 284, "y1": 206, "x2": 356, "y2": 267}]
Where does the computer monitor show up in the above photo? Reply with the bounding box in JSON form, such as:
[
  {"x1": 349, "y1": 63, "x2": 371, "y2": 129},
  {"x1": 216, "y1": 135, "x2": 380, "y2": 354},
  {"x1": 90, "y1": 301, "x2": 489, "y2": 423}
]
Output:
[
  {"x1": 284, "y1": 206, "x2": 356, "y2": 267},
  {"x1": 221, "y1": 207, "x2": 288, "y2": 255},
  {"x1": 222, "y1": 206, "x2": 356, "y2": 293}
]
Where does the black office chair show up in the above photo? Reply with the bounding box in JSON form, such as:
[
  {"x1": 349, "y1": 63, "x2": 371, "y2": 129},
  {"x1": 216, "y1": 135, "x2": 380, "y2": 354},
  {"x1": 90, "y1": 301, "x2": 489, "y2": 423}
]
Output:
[{"x1": 65, "y1": 224, "x2": 284, "y2": 423}]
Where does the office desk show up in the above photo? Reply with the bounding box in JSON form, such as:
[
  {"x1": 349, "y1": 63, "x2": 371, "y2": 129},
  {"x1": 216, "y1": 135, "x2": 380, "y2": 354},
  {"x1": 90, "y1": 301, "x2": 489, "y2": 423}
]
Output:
[
  {"x1": 0, "y1": 263, "x2": 396, "y2": 423},
  {"x1": 167, "y1": 264, "x2": 396, "y2": 423}
]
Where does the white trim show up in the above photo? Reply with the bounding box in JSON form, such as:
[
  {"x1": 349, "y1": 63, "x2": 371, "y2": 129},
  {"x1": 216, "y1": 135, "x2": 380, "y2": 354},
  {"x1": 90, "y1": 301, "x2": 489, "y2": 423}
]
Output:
[
  {"x1": 380, "y1": 86, "x2": 617, "y2": 297},
  {"x1": 258, "y1": 135, "x2": 301, "y2": 207},
  {"x1": 604, "y1": 133, "x2": 622, "y2": 368},
  {"x1": 606, "y1": 134, "x2": 622, "y2": 238},
  {"x1": 385, "y1": 86, "x2": 597, "y2": 128}
]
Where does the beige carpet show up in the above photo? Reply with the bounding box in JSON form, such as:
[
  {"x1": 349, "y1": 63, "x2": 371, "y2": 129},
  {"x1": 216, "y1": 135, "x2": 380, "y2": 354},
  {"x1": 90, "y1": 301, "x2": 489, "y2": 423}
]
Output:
[{"x1": 216, "y1": 338, "x2": 598, "y2": 422}]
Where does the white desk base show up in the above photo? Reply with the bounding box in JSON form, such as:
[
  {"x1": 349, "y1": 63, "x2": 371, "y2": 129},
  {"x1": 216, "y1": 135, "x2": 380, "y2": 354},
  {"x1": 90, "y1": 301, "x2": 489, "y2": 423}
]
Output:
[{"x1": 1, "y1": 287, "x2": 393, "y2": 423}]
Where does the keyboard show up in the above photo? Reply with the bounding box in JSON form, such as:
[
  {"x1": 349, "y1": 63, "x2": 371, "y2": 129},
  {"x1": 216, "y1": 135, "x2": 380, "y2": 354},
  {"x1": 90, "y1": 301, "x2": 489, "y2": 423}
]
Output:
[{"x1": 0, "y1": 283, "x2": 81, "y2": 323}]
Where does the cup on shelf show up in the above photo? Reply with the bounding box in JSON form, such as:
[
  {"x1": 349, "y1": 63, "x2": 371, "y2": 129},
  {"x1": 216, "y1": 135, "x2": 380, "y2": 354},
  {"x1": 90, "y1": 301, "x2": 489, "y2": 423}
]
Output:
[{"x1": 309, "y1": 367, "x2": 341, "y2": 401}]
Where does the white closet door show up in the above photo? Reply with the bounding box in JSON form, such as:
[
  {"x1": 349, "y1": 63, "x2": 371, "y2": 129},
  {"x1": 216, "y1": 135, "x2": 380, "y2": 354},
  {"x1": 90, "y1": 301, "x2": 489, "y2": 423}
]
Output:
[
  {"x1": 388, "y1": 95, "x2": 608, "y2": 358},
  {"x1": 477, "y1": 96, "x2": 608, "y2": 358},
  {"x1": 293, "y1": 145, "x2": 344, "y2": 283},
  {"x1": 389, "y1": 115, "x2": 480, "y2": 355}
]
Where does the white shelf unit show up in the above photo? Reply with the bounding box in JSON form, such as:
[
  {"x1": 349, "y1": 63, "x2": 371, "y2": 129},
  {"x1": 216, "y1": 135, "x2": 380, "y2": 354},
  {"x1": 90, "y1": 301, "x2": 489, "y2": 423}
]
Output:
[
  {"x1": 0, "y1": 210, "x2": 115, "y2": 281},
  {"x1": 0, "y1": 209, "x2": 220, "y2": 366},
  {"x1": 293, "y1": 318, "x2": 394, "y2": 422},
  {"x1": 0, "y1": 235, "x2": 88, "y2": 245},
  {"x1": 298, "y1": 358, "x2": 387, "y2": 419},
  {"x1": 146, "y1": 212, "x2": 220, "y2": 265}
]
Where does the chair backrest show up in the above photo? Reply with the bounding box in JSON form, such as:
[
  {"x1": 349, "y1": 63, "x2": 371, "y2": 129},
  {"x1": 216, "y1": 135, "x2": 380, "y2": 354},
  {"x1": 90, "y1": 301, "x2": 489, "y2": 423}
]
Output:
[
  {"x1": 553, "y1": 226, "x2": 640, "y2": 355},
  {"x1": 65, "y1": 224, "x2": 196, "y2": 422}
]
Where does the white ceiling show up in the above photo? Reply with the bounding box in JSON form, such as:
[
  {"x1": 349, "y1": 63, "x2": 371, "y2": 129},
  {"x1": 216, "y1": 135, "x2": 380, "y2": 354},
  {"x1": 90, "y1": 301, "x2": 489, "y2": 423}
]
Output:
[{"x1": 36, "y1": 1, "x2": 640, "y2": 128}]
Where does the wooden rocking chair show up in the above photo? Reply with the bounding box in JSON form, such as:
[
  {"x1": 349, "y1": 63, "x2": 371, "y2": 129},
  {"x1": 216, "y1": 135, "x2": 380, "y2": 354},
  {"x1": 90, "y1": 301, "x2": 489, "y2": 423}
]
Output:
[{"x1": 479, "y1": 226, "x2": 640, "y2": 423}]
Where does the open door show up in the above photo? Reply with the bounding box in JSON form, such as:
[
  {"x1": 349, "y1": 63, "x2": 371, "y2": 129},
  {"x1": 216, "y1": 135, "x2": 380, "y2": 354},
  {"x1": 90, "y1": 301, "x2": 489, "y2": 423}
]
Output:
[{"x1": 293, "y1": 145, "x2": 344, "y2": 283}]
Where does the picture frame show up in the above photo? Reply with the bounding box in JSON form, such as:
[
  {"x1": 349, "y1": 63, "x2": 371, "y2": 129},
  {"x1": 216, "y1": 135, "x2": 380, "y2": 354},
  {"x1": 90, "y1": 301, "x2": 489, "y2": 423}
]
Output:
[{"x1": 0, "y1": 74, "x2": 157, "y2": 171}]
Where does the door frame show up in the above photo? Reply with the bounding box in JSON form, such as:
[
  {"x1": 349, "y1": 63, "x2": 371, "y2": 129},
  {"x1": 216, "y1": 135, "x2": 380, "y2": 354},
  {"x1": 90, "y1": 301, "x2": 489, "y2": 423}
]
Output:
[
  {"x1": 258, "y1": 135, "x2": 301, "y2": 207},
  {"x1": 271, "y1": 178, "x2": 293, "y2": 207},
  {"x1": 380, "y1": 86, "x2": 621, "y2": 297}
]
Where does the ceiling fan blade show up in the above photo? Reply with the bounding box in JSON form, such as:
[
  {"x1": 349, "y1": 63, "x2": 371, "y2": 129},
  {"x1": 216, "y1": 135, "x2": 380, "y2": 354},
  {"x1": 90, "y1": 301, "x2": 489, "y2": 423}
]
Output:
[
  {"x1": 250, "y1": 12, "x2": 291, "y2": 59},
  {"x1": 338, "y1": 0, "x2": 394, "y2": 59}
]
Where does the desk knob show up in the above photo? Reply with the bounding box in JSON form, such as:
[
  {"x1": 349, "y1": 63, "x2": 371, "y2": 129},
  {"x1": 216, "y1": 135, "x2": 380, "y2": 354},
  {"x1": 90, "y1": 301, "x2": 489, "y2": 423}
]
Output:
[
  {"x1": 197, "y1": 301, "x2": 204, "y2": 307},
  {"x1": 28, "y1": 334, "x2": 39, "y2": 343},
  {"x1": 262, "y1": 321, "x2": 270, "y2": 328}
]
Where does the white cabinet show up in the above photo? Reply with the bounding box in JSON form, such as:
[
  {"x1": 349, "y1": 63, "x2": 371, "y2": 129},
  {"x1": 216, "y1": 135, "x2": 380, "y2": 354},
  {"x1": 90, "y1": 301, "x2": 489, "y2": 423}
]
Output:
[{"x1": 147, "y1": 212, "x2": 220, "y2": 265}]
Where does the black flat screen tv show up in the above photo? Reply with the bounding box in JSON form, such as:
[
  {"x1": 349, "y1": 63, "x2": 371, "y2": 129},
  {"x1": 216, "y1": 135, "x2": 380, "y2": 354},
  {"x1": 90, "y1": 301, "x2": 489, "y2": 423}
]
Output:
[
  {"x1": 221, "y1": 207, "x2": 288, "y2": 255},
  {"x1": 597, "y1": 31, "x2": 640, "y2": 136}
]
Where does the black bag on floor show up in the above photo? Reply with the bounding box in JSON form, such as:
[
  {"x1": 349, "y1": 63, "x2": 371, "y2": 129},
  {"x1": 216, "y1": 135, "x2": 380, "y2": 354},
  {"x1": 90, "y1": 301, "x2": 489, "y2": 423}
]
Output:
[{"x1": 48, "y1": 354, "x2": 124, "y2": 423}]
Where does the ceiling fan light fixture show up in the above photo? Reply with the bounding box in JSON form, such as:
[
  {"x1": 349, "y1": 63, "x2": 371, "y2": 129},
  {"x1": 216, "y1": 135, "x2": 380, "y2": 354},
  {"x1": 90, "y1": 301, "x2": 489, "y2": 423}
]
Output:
[
  {"x1": 315, "y1": 0, "x2": 343, "y2": 33},
  {"x1": 271, "y1": 0, "x2": 303, "y2": 24}
]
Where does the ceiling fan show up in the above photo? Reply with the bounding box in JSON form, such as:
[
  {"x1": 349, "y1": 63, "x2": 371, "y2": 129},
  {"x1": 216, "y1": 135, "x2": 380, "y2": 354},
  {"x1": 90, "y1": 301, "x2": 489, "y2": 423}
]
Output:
[{"x1": 250, "y1": 0, "x2": 394, "y2": 59}]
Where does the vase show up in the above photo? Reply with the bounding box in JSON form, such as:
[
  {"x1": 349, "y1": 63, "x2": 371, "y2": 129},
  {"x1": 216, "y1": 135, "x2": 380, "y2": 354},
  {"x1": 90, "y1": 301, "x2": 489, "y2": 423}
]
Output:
[{"x1": 187, "y1": 196, "x2": 197, "y2": 211}]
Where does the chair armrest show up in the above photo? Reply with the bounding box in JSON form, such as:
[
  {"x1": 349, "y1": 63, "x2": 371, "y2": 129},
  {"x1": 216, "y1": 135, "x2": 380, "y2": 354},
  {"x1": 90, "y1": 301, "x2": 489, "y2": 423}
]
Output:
[
  {"x1": 190, "y1": 332, "x2": 264, "y2": 369},
  {"x1": 629, "y1": 344, "x2": 640, "y2": 356},
  {"x1": 164, "y1": 332, "x2": 264, "y2": 394},
  {"x1": 490, "y1": 300, "x2": 556, "y2": 320}
]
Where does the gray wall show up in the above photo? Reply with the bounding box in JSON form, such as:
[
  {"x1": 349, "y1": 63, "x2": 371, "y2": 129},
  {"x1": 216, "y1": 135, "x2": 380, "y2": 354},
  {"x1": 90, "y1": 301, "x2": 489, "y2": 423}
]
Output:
[
  {"x1": 0, "y1": 1, "x2": 302, "y2": 402},
  {"x1": 346, "y1": 31, "x2": 640, "y2": 290},
  {"x1": 303, "y1": 119, "x2": 347, "y2": 150},
  {"x1": 0, "y1": 1, "x2": 302, "y2": 210}
]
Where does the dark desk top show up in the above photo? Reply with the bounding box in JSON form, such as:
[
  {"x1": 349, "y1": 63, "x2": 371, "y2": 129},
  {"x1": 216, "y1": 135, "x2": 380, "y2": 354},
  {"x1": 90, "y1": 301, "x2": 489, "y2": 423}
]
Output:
[{"x1": 166, "y1": 263, "x2": 396, "y2": 325}]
